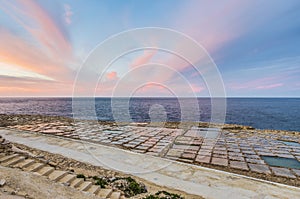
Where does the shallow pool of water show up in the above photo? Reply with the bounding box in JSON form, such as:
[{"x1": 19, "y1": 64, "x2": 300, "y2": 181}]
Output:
[
  {"x1": 103, "y1": 130, "x2": 123, "y2": 134},
  {"x1": 281, "y1": 140, "x2": 300, "y2": 147},
  {"x1": 261, "y1": 156, "x2": 300, "y2": 169}
]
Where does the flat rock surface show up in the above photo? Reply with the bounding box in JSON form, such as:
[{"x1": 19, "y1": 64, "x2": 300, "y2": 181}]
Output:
[
  {"x1": 248, "y1": 163, "x2": 271, "y2": 174},
  {"x1": 5, "y1": 118, "x2": 300, "y2": 182},
  {"x1": 1, "y1": 129, "x2": 300, "y2": 199},
  {"x1": 271, "y1": 167, "x2": 296, "y2": 178},
  {"x1": 0, "y1": 166, "x2": 99, "y2": 199}
]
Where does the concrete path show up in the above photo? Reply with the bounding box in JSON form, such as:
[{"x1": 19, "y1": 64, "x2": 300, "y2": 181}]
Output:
[{"x1": 1, "y1": 129, "x2": 300, "y2": 199}]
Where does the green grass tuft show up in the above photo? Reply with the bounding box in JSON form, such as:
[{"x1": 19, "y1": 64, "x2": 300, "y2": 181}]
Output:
[
  {"x1": 76, "y1": 174, "x2": 86, "y2": 180},
  {"x1": 143, "y1": 190, "x2": 184, "y2": 199}
]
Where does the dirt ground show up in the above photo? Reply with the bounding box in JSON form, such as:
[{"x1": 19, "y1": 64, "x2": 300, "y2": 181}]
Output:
[{"x1": 0, "y1": 166, "x2": 100, "y2": 199}]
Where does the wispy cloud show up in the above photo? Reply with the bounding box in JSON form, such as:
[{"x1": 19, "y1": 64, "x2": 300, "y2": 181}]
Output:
[
  {"x1": 0, "y1": 28, "x2": 73, "y2": 81},
  {"x1": 130, "y1": 50, "x2": 157, "y2": 69},
  {"x1": 0, "y1": 0, "x2": 299, "y2": 96},
  {"x1": 0, "y1": 0, "x2": 75, "y2": 96},
  {"x1": 256, "y1": 83, "x2": 283, "y2": 90},
  {"x1": 0, "y1": 75, "x2": 73, "y2": 96},
  {"x1": 228, "y1": 76, "x2": 284, "y2": 90},
  {"x1": 224, "y1": 55, "x2": 300, "y2": 95},
  {"x1": 64, "y1": 4, "x2": 73, "y2": 25},
  {"x1": 1, "y1": 0, "x2": 72, "y2": 59},
  {"x1": 236, "y1": 56, "x2": 300, "y2": 73},
  {"x1": 174, "y1": 0, "x2": 252, "y2": 54}
]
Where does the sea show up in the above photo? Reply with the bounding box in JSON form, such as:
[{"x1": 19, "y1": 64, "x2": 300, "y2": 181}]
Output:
[{"x1": 0, "y1": 97, "x2": 299, "y2": 132}]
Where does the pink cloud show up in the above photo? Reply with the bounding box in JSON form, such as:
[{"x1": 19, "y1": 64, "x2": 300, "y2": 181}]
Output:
[
  {"x1": 0, "y1": 75, "x2": 74, "y2": 96},
  {"x1": 256, "y1": 83, "x2": 283, "y2": 90},
  {"x1": 118, "y1": 1, "x2": 269, "y2": 97},
  {"x1": 1, "y1": 0, "x2": 72, "y2": 60},
  {"x1": 0, "y1": 28, "x2": 74, "y2": 82},
  {"x1": 137, "y1": 83, "x2": 166, "y2": 94},
  {"x1": 0, "y1": 0, "x2": 76, "y2": 96},
  {"x1": 121, "y1": 1, "x2": 248, "y2": 93},
  {"x1": 130, "y1": 50, "x2": 157, "y2": 69},
  {"x1": 93, "y1": 63, "x2": 207, "y2": 97},
  {"x1": 228, "y1": 76, "x2": 284, "y2": 91},
  {"x1": 106, "y1": 71, "x2": 118, "y2": 81},
  {"x1": 190, "y1": 84, "x2": 205, "y2": 93},
  {"x1": 174, "y1": 0, "x2": 251, "y2": 57}
]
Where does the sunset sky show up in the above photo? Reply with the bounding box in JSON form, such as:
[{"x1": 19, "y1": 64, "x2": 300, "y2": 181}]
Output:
[{"x1": 0, "y1": 0, "x2": 299, "y2": 97}]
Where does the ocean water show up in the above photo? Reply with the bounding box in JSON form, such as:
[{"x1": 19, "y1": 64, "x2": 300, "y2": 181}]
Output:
[{"x1": 0, "y1": 97, "x2": 299, "y2": 132}]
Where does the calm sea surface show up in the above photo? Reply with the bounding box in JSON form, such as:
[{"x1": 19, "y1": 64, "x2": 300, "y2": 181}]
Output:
[{"x1": 0, "y1": 98, "x2": 299, "y2": 132}]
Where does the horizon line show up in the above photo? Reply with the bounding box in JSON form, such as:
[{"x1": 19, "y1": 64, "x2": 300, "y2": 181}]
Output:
[{"x1": 0, "y1": 96, "x2": 299, "y2": 98}]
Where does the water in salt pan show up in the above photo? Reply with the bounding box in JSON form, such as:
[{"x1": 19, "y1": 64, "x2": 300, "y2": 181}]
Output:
[
  {"x1": 281, "y1": 140, "x2": 300, "y2": 147},
  {"x1": 261, "y1": 156, "x2": 300, "y2": 169}
]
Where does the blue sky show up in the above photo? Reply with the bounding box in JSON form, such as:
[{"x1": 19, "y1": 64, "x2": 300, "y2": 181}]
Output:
[{"x1": 0, "y1": 0, "x2": 299, "y2": 97}]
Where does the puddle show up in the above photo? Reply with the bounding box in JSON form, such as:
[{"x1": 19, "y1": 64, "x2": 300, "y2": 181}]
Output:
[
  {"x1": 103, "y1": 130, "x2": 123, "y2": 134},
  {"x1": 281, "y1": 140, "x2": 300, "y2": 147},
  {"x1": 186, "y1": 128, "x2": 221, "y2": 138},
  {"x1": 261, "y1": 156, "x2": 300, "y2": 169}
]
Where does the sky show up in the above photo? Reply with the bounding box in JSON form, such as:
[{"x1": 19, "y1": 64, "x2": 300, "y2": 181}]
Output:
[{"x1": 0, "y1": 0, "x2": 299, "y2": 97}]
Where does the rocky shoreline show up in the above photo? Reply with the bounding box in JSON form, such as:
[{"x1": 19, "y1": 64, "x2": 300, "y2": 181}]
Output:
[{"x1": 1, "y1": 113, "x2": 299, "y2": 135}]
